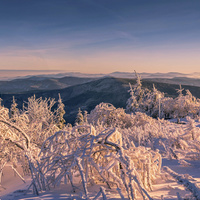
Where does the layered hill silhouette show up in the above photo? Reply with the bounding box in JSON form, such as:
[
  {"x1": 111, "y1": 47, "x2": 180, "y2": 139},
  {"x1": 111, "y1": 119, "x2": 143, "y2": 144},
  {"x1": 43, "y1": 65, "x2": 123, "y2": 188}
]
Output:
[
  {"x1": 0, "y1": 76, "x2": 96, "y2": 94},
  {"x1": 1, "y1": 76, "x2": 200, "y2": 124}
]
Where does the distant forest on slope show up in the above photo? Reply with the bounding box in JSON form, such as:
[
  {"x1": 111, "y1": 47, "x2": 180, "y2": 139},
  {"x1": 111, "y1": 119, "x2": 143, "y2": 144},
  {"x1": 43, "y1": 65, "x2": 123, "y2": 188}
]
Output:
[{"x1": 1, "y1": 77, "x2": 200, "y2": 123}]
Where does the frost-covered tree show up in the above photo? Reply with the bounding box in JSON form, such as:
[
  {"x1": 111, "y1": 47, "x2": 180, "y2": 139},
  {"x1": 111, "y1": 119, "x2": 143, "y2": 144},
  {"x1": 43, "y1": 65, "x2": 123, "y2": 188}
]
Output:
[
  {"x1": 126, "y1": 73, "x2": 166, "y2": 118},
  {"x1": 0, "y1": 99, "x2": 9, "y2": 120},
  {"x1": 10, "y1": 96, "x2": 20, "y2": 121},
  {"x1": 0, "y1": 104, "x2": 35, "y2": 178},
  {"x1": 173, "y1": 85, "x2": 200, "y2": 121},
  {"x1": 126, "y1": 71, "x2": 149, "y2": 114},
  {"x1": 0, "y1": 95, "x2": 61, "y2": 179},
  {"x1": 9, "y1": 95, "x2": 59, "y2": 149},
  {"x1": 127, "y1": 77, "x2": 200, "y2": 120},
  {"x1": 185, "y1": 116, "x2": 197, "y2": 140},
  {"x1": 161, "y1": 97, "x2": 174, "y2": 119},
  {"x1": 133, "y1": 71, "x2": 144, "y2": 103},
  {"x1": 184, "y1": 89, "x2": 200, "y2": 118},
  {"x1": 144, "y1": 84, "x2": 164, "y2": 118},
  {"x1": 83, "y1": 110, "x2": 88, "y2": 124},
  {"x1": 25, "y1": 95, "x2": 56, "y2": 124},
  {"x1": 55, "y1": 93, "x2": 65, "y2": 129},
  {"x1": 126, "y1": 83, "x2": 139, "y2": 113},
  {"x1": 75, "y1": 108, "x2": 84, "y2": 126},
  {"x1": 176, "y1": 84, "x2": 184, "y2": 97}
]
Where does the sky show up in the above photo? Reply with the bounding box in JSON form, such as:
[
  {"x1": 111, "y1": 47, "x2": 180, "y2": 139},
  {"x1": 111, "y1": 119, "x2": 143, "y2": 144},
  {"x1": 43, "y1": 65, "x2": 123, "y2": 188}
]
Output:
[{"x1": 0, "y1": 0, "x2": 200, "y2": 73}]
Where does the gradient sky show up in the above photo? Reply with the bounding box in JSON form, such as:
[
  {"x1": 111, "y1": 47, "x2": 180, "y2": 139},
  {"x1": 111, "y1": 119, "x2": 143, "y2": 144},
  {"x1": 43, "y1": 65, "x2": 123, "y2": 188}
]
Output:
[{"x1": 0, "y1": 0, "x2": 200, "y2": 73}]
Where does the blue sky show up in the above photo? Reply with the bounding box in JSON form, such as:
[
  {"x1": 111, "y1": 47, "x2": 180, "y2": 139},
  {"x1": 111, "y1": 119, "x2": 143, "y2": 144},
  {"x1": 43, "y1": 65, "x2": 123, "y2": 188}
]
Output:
[{"x1": 0, "y1": 0, "x2": 200, "y2": 73}]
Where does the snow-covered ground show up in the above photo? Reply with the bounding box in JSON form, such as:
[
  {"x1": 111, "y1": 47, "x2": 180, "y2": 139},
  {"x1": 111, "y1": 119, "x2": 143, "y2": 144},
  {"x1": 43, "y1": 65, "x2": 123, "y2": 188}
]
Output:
[{"x1": 1, "y1": 159, "x2": 200, "y2": 200}]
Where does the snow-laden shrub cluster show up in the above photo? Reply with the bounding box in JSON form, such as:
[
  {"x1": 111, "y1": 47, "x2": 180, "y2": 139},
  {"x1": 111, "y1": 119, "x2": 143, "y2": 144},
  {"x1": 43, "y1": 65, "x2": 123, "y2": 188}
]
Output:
[
  {"x1": 121, "y1": 114, "x2": 200, "y2": 161},
  {"x1": 126, "y1": 72, "x2": 200, "y2": 120},
  {"x1": 0, "y1": 95, "x2": 65, "y2": 177},
  {"x1": 87, "y1": 103, "x2": 200, "y2": 161},
  {"x1": 88, "y1": 103, "x2": 134, "y2": 128},
  {"x1": 30, "y1": 126, "x2": 161, "y2": 199}
]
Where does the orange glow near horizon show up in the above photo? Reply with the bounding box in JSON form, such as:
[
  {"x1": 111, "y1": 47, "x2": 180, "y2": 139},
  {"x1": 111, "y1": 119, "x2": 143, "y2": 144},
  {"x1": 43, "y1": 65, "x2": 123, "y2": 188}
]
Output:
[{"x1": 0, "y1": 47, "x2": 200, "y2": 74}]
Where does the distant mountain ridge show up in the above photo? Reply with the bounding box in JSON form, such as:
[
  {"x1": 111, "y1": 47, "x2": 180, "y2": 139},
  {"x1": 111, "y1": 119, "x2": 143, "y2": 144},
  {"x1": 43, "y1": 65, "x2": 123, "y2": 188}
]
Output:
[
  {"x1": 0, "y1": 76, "x2": 97, "y2": 94},
  {"x1": 109, "y1": 71, "x2": 200, "y2": 79},
  {"x1": 1, "y1": 71, "x2": 200, "y2": 94},
  {"x1": 147, "y1": 77, "x2": 200, "y2": 87},
  {"x1": 1, "y1": 70, "x2": 200, "y2": 81},
  {"x1": 2, "y1": 77, "x2": 200, "y2": 124}
]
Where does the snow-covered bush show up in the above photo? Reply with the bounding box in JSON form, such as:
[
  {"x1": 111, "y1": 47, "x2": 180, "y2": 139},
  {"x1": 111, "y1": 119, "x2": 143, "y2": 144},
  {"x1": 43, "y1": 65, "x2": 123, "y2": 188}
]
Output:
[
  {"x1": 32, "y1": 126, "x2": 161, "y2": 199},
  {"x1": 173, "y1": 88, "x2": 200, "y2": 120},
  {"x1": 0, "y1": 95, "x2": 65, "y2": 177},
  {"x1": 0, "y1": 116, "x2": 37, "y2": 179},
  {"x1": 88, "y1": 103, "x2": 134, "y2": 128},
  {"x1": 127, "y1": 73, "x2": 200, "y2": 121},
  {"x1": 161, "y1": 97, "x2": 175, "y2": 119},
  {"x1": 11, "y1": 95, "x2": 61, "y2": 148},
  {"x1": 0, "y1": 104, "x2": 19, "y2": 174}
]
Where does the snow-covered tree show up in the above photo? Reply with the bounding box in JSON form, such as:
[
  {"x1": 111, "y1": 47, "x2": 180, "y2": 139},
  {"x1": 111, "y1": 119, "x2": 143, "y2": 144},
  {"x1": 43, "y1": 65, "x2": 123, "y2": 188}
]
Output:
[
  {"x1": 75, "y1": 108, "x2": 84, "y2": 126},
  {"x1": 176, "y1": 84, "x2": 184, "y2": 97},
  {"x1": 126, "y1": 83, "x2": 139, "y2": 113},
  {"x1": 184, "y1": 89, "x2": 200, "y2": 118},
  {"x1": 173, "y1": 86, "x2": 200, "y2": 121},
  {"x1": 55, "y1": 93, "x2": 65, "y2": 129},
  {"x1": 126, "y1": 71, "x2": 149, "y2": 114},
  {"x1": 83, "y1": 110, "x2": 88, "y2": 124},
  {"x1": 10, "y1": 96, "x2": 19, "y2": 121},
  {"x1": 134, "y1": 70, "x2": 143, "y2": 102},
  {"x1": 127, "y1": 78, "x2": 200, "y2": 121},
  {"x1": 144, "y1": 84, "x2": 165, "y2": 118},
  {"x1": 161, "y1": 97, "x2": 174, "y2": 119}
]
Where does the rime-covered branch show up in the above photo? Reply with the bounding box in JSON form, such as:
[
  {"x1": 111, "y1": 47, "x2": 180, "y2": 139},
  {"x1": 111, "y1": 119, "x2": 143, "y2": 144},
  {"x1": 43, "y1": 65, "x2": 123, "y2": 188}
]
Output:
[{"x1": 0, "y1": 119, "x2": 30, "y2": 149}]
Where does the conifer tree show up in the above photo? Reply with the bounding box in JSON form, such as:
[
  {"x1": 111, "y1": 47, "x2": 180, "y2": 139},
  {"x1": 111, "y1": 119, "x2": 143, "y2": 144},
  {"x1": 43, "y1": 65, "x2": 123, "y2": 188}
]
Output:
[
  {"x1": 56, "y1": 93, "x2": 66, "y2": 129},
  {"x1": 133, "y1": 70, "x2": 144, "y2": 103},
  {"x1": 10, "y1": 96, "x2": 19, "y2": 120},
  {"x1": 174, "y1": 85, "x2": 186, "y2": 122},
  {"x1": 83, "y1": 110, "x2": 88, "y2": 124},
  {"x1": 176, "y1": 84, "x2": 184, "y2": 97},
  {"x1": 146, "y1": 84, "x2": 164, "y2": 118},
  {"x1": 75, "y1": 108, "x2": 84, "y2": 126},
  {"x1": 126, "y1": 83, "x2": 138, "y2": 113},
  {"x1": 126, "y1": 71, "x2": 148, "y2": 113}
]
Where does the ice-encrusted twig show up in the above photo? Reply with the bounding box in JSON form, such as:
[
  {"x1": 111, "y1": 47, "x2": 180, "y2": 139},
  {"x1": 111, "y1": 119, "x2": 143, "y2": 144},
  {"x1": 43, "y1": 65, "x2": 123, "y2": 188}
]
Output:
[
  {"x1": 76, "y1": 157, "x2": 89, "y2": 199},
  {"x1": 10, "y1": 165, "x2": 26, "y2": 183}
]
